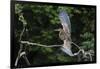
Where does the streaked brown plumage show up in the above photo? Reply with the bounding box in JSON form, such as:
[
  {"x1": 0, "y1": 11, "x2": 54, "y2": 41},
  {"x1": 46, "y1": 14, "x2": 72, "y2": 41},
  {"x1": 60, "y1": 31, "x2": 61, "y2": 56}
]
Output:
[{"x1": 55, "y1": 28, "x2": 71, "y2": 41}]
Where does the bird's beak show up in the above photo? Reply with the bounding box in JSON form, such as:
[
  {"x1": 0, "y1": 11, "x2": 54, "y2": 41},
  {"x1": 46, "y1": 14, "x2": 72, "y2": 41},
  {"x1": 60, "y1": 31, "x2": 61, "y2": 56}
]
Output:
[{"x1": 54, "y1": 29, "x2": 59, "y2": 31}]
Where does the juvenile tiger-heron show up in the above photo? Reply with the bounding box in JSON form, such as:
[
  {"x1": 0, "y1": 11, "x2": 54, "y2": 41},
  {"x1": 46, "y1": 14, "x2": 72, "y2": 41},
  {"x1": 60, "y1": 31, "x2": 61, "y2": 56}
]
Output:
[{"x1": 55, "y1": 11, "x2": 76, "y2": 56}]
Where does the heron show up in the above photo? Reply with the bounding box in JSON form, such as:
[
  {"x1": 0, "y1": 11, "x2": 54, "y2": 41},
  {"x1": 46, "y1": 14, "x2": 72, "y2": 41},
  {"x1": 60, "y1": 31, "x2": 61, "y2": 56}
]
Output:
[{"x1": 55, "y1": 11, "x2": 76, "y2": 56}]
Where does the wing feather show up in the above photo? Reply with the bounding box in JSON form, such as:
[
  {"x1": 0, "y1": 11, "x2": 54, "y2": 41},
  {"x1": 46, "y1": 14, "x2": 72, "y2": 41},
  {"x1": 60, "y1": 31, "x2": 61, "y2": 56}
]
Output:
[{"x1": 59, "y1": 11, "x2": 71, "y2": 34}]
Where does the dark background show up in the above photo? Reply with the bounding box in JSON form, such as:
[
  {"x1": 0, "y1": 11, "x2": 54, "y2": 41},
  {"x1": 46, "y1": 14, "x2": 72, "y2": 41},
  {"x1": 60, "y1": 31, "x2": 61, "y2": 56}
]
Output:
[{"x1": 11, "y1": 1, "x2": 96, "y2": 68}]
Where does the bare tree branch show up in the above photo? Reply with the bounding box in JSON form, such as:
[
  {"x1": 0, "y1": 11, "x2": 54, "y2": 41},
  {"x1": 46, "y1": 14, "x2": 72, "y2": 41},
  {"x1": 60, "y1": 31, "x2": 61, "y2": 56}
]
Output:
[
  {"x1": 71, "y1": 42, "x2": 81, "y2": 49},
  {"x1": 15, "y1": 51, "x2": 26, "y2": 66},
  {"x1": 14, "y1": 13, "x2": 31, "y2": 67},
  {"x1": 20, "y1": 41, "x2": 62, "y2": 47},
  {"x1": 22, "y1": 55, "x2": 31, "y2": 66}
]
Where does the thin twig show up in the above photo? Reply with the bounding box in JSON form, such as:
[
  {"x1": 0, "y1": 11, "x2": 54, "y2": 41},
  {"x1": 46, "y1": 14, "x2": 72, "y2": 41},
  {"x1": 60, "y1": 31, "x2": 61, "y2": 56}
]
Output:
[
  {"x1": 15, "y1": 56, "x2": 20, "y2": 66},
  {"x1": 20, "y1": 41, "x2": 62, "y2": 47},
  {"x1": 88, "y1": 53, "x2": 93, "y2": 61},
  {"x1": 71, "y1": 42, "x2": 81, "y2": 49},
  {"x1": 19, "y1": 25, "x2": 26, "y2": 41},
  {"x1": 15, "y1": 51, "x2": 26, "y2": 66},
  {"x1": 15, "y1": 44, "x2": 23, "y2": 67},
  {"x1": 22, "y1": 55, "x2": 31, "y2": 65}
]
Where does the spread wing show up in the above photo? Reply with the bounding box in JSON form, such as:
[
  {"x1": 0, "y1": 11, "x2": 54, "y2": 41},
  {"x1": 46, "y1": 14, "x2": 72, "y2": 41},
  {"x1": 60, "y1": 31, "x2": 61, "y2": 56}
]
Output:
[
  {"x1": 59, "y1": 11, "x2": 71, "y2": 35},
  {"x1": 59, "y1": 11, "x2": 74, "y2": 56},
  {"x1": 59, "y1": 11, "x2": 71, "y2": 41}
]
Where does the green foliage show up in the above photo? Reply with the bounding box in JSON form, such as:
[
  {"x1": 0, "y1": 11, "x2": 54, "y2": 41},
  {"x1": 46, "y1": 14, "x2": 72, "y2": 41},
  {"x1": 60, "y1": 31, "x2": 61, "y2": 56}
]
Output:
[
  {"x1": 80, "y1": 32, "x2": 94, "y2": 50},
  {"x1": 15, "y1": 4, "x2": 23, "y2": 14},
  {"x1": 14, "y1": 3, "x2": 95, "y2": 66}
]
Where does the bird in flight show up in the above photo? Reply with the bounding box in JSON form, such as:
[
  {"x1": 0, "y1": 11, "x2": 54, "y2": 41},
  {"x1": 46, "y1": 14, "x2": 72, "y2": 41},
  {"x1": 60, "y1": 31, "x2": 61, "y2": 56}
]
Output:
[{"x1": 55, "y1": 10, "x2": 74, "y2": 56}]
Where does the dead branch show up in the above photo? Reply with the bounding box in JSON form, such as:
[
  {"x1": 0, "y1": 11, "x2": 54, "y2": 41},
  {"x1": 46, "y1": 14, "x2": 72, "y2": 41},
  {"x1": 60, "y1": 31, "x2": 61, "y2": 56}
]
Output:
[
  {"x1": 20, "y1": 41, "x2": 62, "y2": 47},
  {"x1": 14, "y1": 13, "x2": 30, "y2": 67}
]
